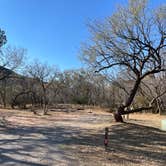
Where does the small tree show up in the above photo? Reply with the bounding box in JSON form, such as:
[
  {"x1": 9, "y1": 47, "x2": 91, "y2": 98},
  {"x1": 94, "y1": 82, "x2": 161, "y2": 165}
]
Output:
[
  {"x1": 81, "y1": 0, "x2": 166, "y2": 122},
  {"x1": 26, "y1": 60, "x2": 58, "y2": 115}
]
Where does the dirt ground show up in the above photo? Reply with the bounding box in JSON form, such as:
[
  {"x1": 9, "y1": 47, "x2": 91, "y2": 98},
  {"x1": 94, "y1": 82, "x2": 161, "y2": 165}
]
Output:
[{"x1": 0, "y1": 108, "x2": 166, "y2": 166}]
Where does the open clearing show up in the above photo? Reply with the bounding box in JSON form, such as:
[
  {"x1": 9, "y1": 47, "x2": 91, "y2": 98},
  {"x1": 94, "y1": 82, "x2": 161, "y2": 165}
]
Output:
[{"x1": 0, "y1": 108, "x2": 166, "y2": 166}]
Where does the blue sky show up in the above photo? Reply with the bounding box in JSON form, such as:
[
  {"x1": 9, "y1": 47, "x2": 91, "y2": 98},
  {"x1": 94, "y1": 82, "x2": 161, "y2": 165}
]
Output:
[{"x1": 0, "y1": 0, "x2": 165, "y2": 70}]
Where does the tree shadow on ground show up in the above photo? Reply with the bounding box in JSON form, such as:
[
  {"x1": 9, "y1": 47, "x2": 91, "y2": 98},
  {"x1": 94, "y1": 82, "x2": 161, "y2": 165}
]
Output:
[
  {"x1": 107, "y1": 122, "x2": 166, "y2": 165},
  {"x1": 0, "y1": 119, "x2": 166, "y2": 165}
]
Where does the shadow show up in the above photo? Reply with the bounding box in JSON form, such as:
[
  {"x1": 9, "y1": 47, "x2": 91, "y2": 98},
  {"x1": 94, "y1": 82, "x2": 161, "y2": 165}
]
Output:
[
  {"x1": 107, "y1": 122, "x2": 166, "y2": 165},
  {"x1": 0, "y1": 115, "x2": 166, "y2": 165},
  {"x1": 0, "y1": 124, "x2": 101, "y2": 165},
  {"x1": 0, "y1": 154, "x2": 46, "y2": 166}
]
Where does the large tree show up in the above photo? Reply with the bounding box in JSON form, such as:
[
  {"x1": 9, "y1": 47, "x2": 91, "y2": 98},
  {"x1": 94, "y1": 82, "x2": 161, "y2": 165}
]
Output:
[{"x1": 81, "y1": 0, "x2": 166, "y2": 122}]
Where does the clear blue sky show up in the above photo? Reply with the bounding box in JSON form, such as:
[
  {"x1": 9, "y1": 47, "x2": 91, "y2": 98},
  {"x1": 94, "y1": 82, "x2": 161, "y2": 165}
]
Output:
[{"x1": 0, "y1": 0, "x2": 165, "y2": 70}]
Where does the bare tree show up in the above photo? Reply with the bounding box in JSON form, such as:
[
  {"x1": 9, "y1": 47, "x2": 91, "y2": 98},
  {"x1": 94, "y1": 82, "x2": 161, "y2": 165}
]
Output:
[
  {"x1": 81, "y1": 0, "x2": 166, "y2": 122},
  {"x1": 140, "y1": 73, "x2": 166, "y2": 114},
  {"x1": 26, "y1": 60, "x2": 59, "y2": 115},
  {"x1": 0, "y1": 46, "x2": 26, "y2": 80}
]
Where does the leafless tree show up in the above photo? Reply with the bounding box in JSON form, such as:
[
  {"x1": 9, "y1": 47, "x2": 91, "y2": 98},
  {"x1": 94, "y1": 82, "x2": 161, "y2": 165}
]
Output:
[
  {"x1": 26, "y1": 60, "x2": 59, "y2": 115},
  {"x1": 81, "y1": 0, "x2": 166, "y2": 122},
  {"x1": 0, "y1": 46, "x2": 26, "y2": 80}
]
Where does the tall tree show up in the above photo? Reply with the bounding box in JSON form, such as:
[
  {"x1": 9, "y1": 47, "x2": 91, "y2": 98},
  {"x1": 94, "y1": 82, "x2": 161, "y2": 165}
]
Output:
[{"x1": 81, "y1": 0, "x2": 166, "y2": 122}]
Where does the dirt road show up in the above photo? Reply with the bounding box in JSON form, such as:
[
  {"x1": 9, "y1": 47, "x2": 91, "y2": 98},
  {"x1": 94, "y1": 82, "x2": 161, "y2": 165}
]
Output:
[{"x1": 0, "y1": 109, "x2": 166, "y2": 166}]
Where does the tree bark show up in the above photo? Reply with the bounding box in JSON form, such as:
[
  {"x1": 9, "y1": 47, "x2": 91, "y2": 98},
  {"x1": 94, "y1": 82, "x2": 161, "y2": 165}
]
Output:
[
  {"x1": 113, "y1": 112, "x2": 124, "y2": 122},
  {"x1": 124, "y1": 78, "x2": 141, "y2": 108},
  {"x1": 114, "y1": 78, "x2": 142, "y2": 122},
  {"x1": 114, "y1": 106, "x2": 152, "y2": 122},
  {"x1": 120, "y1": 107, "x2": 152, "y2": 115}
]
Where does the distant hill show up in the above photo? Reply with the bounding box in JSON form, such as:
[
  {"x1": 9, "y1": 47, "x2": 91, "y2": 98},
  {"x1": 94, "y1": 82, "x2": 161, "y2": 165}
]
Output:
[
  {"x1": 0, "y1": 66, "x2": 22, "y2": 81},
  {"x1": 0, "y1": 66, "x2": 15, "y2": 75}
]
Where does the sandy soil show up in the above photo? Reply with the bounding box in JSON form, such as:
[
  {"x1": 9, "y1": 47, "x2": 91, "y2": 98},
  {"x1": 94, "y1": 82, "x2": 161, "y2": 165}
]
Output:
[{"x1": 0, "y1": 108, "x2": 166, "y2": 166}]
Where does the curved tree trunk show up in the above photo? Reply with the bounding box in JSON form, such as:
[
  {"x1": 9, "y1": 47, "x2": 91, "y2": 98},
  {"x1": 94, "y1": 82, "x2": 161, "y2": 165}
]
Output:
[
  {"x1": 114, "y1": 106, "x2": 153, "y2": 122},
  {"x1": 114, "y1": 110, "x2": 124, "y2": 122},
  {"x1": 114, "y1": 78, "x2": 141, "y2": 122},
  {"x1": 11, "y1": 91, "x2": 33, "y2": 109},
  {"x1": 113, "y1": 77, "x2": 157, "y2": 122},
  {"x1": 124, "y1": 78, "x2": 141, "y2": 108}
]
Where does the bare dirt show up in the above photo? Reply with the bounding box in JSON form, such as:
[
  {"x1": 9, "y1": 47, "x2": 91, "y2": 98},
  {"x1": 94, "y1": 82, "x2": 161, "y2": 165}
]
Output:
[{"x1": 0, "y1": 108, "x2": 166, "y2": 166}]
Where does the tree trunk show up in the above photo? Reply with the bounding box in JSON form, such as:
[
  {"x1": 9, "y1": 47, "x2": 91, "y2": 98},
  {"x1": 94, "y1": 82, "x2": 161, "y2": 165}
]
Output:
[
  {"x1": 114, "y1": 106, "x2": 152, "y2": 122},
  {"x1": 113, "y1": 106, "x2": 124, "y2": 122},
  {"x1": 113, "y1": 112, "x2": 124, "y2": 122},
  {"x1": 1, "y1": 92, "x2": 7, "y2": 108},
  {"x1": 42, "y1": 88, "x2": 48, "y2": 115},
  {"x1": 120, "y1": 107, "x2": 152, "y2": 115},
  {"x1": 43, "y1": 104, "x2": 48, "y2": 115},
  {"x1": 114, "y1": 78, "x2": 142, "y2": 122},
  {"x1": 124, "y1": 78, "x2": 141, "y2": 108}
]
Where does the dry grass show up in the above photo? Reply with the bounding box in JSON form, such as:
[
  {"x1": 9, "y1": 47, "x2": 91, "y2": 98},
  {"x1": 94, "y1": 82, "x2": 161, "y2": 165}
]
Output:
[{"x1": 0, "y1": 108, "x2": 166, "y2": 166}]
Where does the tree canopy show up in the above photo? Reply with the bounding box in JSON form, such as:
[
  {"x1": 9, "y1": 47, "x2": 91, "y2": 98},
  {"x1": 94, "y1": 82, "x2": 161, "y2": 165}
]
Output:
[{"x1": 81, "y1": 0, "x2": 166, "y2": 121}]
